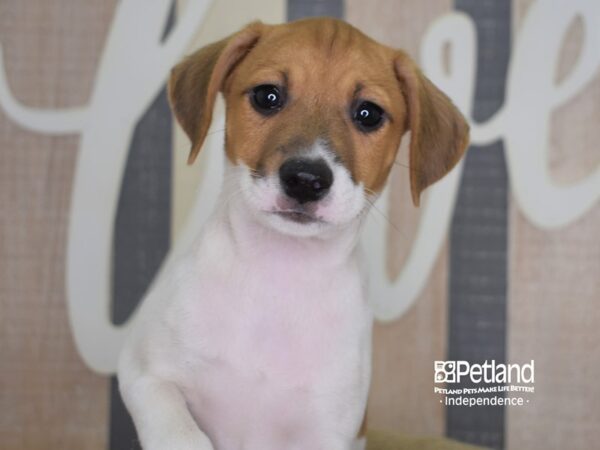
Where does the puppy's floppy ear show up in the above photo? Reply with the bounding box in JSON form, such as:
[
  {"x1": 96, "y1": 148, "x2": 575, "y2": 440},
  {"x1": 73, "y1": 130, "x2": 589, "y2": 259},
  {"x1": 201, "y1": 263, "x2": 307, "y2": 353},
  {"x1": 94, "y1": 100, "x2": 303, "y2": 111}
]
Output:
[
  {"x1": 394, "y1": 51, "x2": 470, "y2": 206},
  {"x1": 168, "y1": 22, "x2": 264, "y2": 164}
]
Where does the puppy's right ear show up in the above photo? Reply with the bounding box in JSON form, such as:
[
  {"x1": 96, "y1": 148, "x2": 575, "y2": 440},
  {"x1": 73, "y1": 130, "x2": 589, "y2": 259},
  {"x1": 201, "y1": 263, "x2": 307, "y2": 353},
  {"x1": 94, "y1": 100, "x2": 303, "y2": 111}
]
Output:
[{"x1": 168, "y1": 22, "x2": 264, "y2": 164}]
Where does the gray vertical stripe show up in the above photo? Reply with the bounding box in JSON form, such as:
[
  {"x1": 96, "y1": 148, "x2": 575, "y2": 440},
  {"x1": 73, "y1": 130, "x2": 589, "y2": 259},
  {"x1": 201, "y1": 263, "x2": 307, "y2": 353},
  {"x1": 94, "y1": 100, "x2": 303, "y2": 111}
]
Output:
[
  {"x1": 287, "y1": 0, "x2": 343, "y2": 21},
  {"x1": 109, "y1": 89, "x2": 173, "y2": 450},
  {"x1": 111, "y1": 86, "x2": 173, "y2": 326},
  {"x1": 447, "y1": 0, "x2": 511, "y2": 449},
  {"x1": 109, "y1": 4, "x2": 175, "y2": 449}
]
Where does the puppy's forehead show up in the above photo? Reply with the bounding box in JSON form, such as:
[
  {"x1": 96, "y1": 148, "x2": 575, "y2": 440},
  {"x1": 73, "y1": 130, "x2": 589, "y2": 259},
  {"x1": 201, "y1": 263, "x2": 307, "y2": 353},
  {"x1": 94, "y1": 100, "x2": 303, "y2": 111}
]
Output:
[
  {"x1": 268, "y1": 18, "x2": 383, "y2": 52},
  {"x1": 242, "y1": 19, "x2": 395, "y2": 83}
]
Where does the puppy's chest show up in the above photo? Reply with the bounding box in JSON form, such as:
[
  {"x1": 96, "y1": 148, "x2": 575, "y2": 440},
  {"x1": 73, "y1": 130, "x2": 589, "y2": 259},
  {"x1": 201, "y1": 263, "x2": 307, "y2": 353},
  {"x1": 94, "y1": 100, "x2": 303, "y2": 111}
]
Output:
[
  {"x1": 178, "y1": 266, "x2": 364, "y2": 385},
  {"x1": 173, "y1": 266, "x2": 367, "y2": 447}
]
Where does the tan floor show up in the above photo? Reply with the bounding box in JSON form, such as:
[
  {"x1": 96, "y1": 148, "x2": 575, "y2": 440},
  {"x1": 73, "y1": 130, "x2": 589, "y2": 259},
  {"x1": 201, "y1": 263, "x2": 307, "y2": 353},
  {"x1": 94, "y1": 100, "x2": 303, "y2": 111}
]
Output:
[{"x1": 367, "y1": 430, "x2": 487, "y2": 450}]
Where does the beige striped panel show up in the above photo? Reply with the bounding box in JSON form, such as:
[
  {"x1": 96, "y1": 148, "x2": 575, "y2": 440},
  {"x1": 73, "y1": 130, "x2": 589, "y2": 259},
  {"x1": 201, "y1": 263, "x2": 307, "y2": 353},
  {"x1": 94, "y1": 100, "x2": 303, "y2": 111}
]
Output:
[
  {"x1": 0, "y1": 0, "x2": 116, "y2": 448},
  {"x1": 507, "y1": 1, "x2": 600, "y2": 449}
]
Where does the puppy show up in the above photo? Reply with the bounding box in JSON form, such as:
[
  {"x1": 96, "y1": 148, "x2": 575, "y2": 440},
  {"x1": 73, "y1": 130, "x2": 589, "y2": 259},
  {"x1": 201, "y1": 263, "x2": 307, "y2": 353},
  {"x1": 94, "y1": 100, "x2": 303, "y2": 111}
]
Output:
[{"x1": 118, "y1": 17, "x2": 469, "y2": 450}]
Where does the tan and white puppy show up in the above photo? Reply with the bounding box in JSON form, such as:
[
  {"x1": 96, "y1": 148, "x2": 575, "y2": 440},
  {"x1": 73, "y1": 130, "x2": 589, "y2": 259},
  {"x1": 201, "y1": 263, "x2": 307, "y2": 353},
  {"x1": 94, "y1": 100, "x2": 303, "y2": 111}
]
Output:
[{"x1": 118, "y1": 18, "x2": 469, "y2": 450}]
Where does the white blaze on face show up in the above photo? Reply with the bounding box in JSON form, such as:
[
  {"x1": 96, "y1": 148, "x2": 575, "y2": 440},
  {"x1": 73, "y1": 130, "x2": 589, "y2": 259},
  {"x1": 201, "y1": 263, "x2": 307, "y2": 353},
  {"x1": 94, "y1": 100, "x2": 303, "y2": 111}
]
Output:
[{"x1": 237, "y1": 139, "x2": 369, "y2": 238}]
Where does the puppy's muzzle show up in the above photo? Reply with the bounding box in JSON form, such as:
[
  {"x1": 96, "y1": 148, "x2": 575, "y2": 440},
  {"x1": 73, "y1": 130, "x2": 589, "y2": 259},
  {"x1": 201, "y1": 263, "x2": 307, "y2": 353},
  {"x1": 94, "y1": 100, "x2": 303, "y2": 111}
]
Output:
[{"x1": 279, "y1": 158, "x2": 333, "y2": 204}]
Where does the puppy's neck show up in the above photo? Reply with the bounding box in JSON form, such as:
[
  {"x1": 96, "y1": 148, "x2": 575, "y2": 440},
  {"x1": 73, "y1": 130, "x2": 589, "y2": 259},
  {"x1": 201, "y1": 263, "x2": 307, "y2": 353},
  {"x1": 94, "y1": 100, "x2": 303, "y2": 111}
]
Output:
[{"x1": 215, "y1": 177, "x2": 363, "y2": 270}]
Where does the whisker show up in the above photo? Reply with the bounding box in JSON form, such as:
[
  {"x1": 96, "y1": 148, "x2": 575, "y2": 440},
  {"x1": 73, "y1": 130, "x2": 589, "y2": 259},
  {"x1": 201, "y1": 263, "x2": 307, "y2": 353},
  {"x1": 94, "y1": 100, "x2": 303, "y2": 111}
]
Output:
[
  {"x1": 364, "y1": 187, "x2": 377, "y2": 197},
  {"x1": 220, "y1": 187, "x2": 245, "y2": 210},
  {"x1": 363, "y1": 194, "x2": 408, "y2": 242},
  {"x1": 392, "y1": 160, "x2": 420, "y2": 174},
  {"x1": 205, "y1": 128, "x2": 226, "y2": 137}
]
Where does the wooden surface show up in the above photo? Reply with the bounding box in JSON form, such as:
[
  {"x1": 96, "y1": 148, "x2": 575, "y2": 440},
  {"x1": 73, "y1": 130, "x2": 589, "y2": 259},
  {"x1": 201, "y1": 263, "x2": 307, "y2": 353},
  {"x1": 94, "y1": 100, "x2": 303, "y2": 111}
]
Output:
[{"x1": 0, "y1": 1, "x2": 116, "y2": 449}]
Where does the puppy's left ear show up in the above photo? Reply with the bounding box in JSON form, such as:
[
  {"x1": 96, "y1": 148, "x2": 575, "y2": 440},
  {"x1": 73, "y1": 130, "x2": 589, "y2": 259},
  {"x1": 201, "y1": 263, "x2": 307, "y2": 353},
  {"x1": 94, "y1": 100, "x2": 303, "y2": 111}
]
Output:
[
  {"x1": 168, "y1": 22, "x2": 264, "y2": 164},
  {"x1": 394, "y1": 51, "x2": 470, "y2": 206}
]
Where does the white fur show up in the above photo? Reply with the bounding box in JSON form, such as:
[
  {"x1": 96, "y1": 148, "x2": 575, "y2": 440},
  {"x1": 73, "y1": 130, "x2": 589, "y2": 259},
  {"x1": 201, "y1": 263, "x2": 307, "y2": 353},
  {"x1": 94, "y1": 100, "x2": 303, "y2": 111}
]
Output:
[{"x1": 118, "y1": 141, "x2": 374, "y2": 450}]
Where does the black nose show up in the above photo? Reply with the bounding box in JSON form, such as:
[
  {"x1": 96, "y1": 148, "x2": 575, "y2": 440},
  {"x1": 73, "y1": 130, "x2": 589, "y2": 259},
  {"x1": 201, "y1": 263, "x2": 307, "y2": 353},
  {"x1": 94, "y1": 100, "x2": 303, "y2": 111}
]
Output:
[{"x1": 279, "y1": 158, "x2": 333, "y2": 204}]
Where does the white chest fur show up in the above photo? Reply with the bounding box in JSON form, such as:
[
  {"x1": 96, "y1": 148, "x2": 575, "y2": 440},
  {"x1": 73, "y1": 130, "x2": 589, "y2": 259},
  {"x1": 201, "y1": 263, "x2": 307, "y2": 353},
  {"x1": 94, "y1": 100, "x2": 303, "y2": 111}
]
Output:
[{"x1": 119, "y1": 193, "x2": 372, "y2": 450}]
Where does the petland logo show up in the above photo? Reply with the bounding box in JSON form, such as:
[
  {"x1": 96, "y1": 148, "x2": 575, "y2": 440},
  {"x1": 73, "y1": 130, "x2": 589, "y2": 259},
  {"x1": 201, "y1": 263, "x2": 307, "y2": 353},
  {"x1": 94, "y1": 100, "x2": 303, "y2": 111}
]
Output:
[
  {"x1": 434, "y1": 360, "x2": 535, "y2": 384},
  {"x1": 434, "y1": 361, "x2": 535, "y2": 407}
]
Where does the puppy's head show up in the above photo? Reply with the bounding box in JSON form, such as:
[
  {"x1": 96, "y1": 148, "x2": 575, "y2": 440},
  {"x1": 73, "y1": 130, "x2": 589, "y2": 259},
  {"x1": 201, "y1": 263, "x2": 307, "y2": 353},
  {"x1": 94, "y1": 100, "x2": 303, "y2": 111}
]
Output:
[{"x1": 169, "y1": 18, "x2": 469, "y2": 237}]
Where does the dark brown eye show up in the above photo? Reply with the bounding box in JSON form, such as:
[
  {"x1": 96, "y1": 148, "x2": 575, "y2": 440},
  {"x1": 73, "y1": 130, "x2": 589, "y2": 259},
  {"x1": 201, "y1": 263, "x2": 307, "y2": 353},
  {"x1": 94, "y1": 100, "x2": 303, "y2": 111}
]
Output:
[
  {"x1": 353, "y1": 101, "x2": 385, "y2": 132},
  {"x1": 250, "y1": 84, "x2": 285, "y2": 115}
]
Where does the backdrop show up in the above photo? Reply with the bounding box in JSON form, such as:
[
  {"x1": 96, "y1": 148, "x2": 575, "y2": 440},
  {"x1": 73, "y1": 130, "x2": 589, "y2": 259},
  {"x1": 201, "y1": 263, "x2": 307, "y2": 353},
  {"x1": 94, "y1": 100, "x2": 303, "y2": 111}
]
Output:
[{"x1": 1, "y1": 1, "x2": 599, "y2": 449}]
